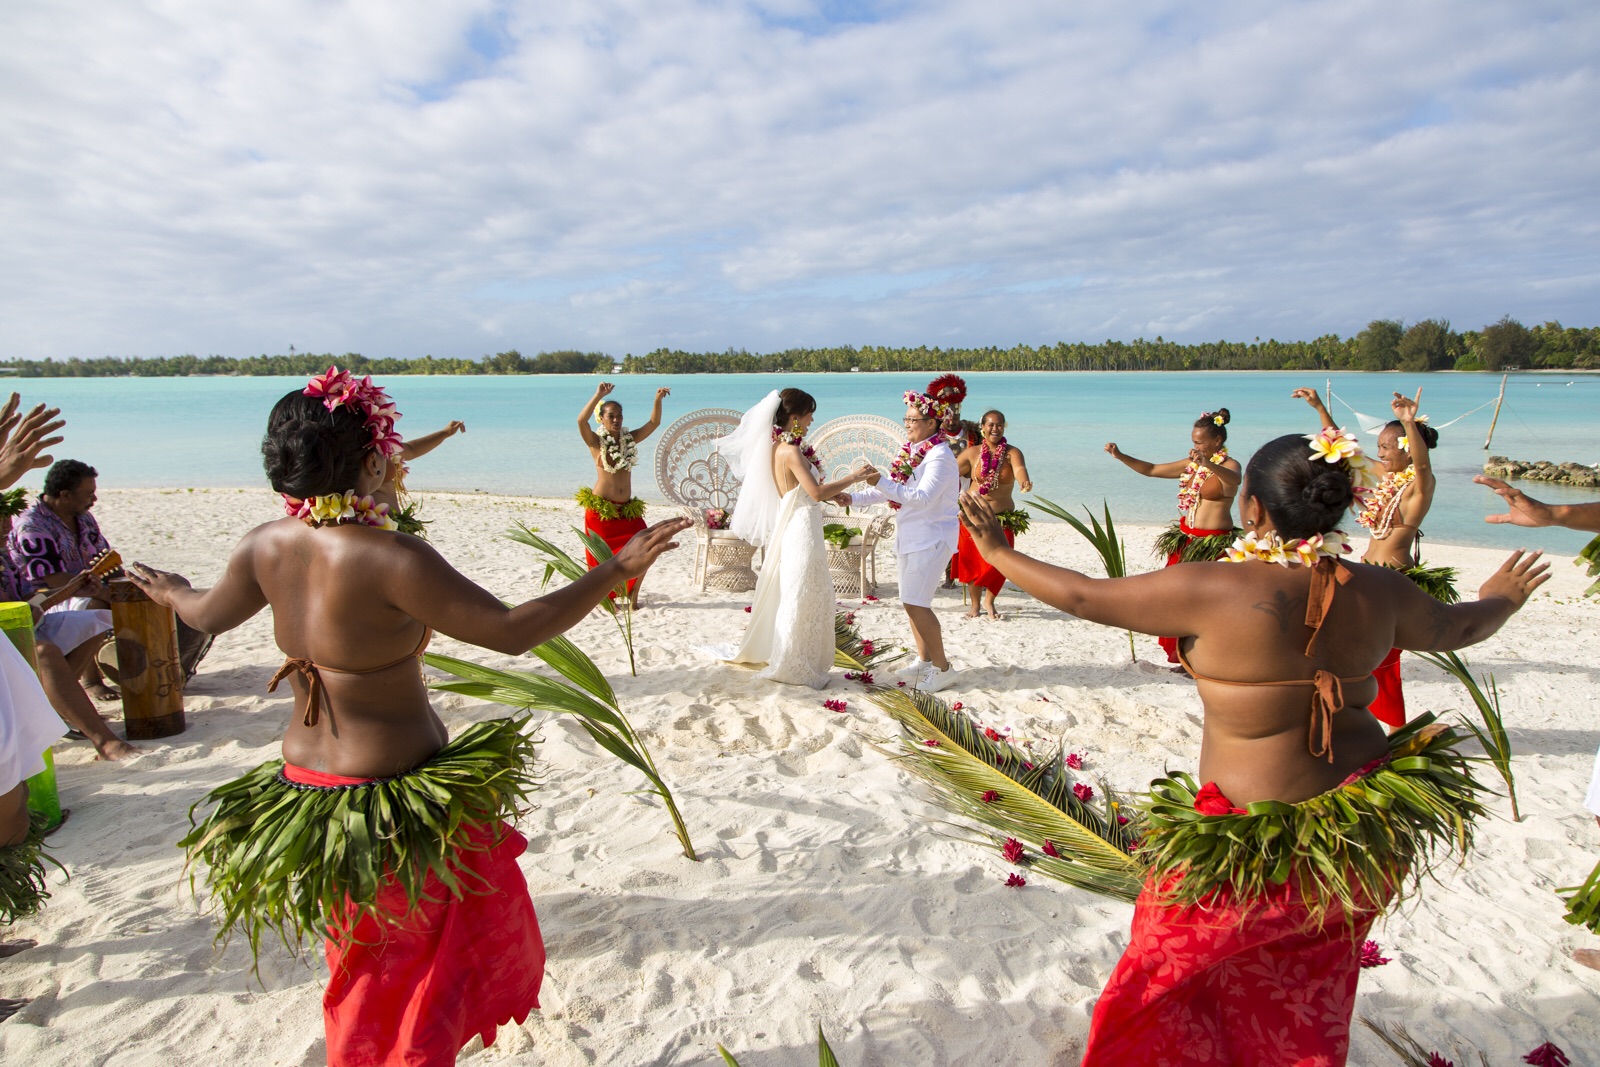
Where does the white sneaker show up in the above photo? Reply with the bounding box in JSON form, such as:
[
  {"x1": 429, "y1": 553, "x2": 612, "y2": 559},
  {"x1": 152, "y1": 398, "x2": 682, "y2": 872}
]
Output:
[
  {"x1": 919, "y1": 664, "x2": 958, "y2": 694},
  {"x1": 896, "y1": 658, "x2": 929, "y2": 681}
]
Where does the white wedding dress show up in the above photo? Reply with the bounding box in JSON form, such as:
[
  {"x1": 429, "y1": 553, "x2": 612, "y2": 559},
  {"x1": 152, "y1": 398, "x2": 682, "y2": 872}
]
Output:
[{"x1": 714, "y1": 392, "x2": 836, "y2": 689}]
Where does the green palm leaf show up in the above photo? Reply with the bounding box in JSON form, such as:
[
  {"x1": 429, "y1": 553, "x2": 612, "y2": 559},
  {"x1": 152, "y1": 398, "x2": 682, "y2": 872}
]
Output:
[
  {"x1": 425, "y1": 644, "x2": 696, "y2": 861},
  {"x1": 1415, "y1": 650, "x2": 1518, "y2": 821},
  {"x1": 716, "y1": 1025, "x2": 845, "y2": 1066},
  {"x1": 1028, "y1": 495, "x2": 1136, "y2": 660},
  {"x1": 508, "y1": 520, "x2": 638, "y2": 675},
  {"x1": 867, "y1": 685, "x2": 1145, "y2": 901}
]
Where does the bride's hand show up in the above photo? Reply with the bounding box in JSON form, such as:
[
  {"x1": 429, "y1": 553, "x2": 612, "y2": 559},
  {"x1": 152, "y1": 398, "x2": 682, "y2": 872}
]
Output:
[
  {"x1": 958, "y1": 492, "x2": 1008, "y2": 555},
  {"x1": 832, "y1": 493, "x2": 852, "y2": 507},
  {"x1": 850, "y1": 463, "x2": 876, "y2": 485}
]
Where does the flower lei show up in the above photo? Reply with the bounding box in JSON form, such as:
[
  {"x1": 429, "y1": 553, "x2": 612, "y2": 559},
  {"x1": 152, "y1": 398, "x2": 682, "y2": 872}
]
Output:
[
  {"x1": 886, "y1": 431, "x2": 947, "y2": 510},
  {"x1": 1176, "y1": 449, "x2": 1227, "y2": 518},
  {"x1": 976, "y1": 437, "x2": 1009, "y2": 496},
  {"x1": 772, "y1": 426, "x2": 821, "y2": 474},
  {"x1": 1224, "y1": 529, "x2": 1353, "y2": 567},
  {"x1": 1357, "y1": 466, "x2": 1417, "y2": 536},
  {"x1": 303, "y1": 366, "x2": 404, "y2": 458},
  {"x1": 283, "y1": 490, "x2": 398, "y2": 531},
  {"x1": 597, "y1": 430, "x2": 637, "y2": 473}
]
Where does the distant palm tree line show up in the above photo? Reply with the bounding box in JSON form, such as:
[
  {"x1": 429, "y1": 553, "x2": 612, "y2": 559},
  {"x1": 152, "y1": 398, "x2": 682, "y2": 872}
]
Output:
[{"x1": 5, "y1": 317, "x2": 1594, "y2": 377}]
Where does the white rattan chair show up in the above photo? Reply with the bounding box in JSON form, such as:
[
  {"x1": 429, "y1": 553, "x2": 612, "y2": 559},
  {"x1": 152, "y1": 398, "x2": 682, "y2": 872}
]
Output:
[
  {"x1": 653, "y1": 407, "x2": 759, "y2": 592},
  {"x1": 810, "y1": 414, "x2": 904, "y2": 597}
]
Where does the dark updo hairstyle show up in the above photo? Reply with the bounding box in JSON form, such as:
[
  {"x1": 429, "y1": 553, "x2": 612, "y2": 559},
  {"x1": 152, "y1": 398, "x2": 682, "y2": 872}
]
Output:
[
  {"x1": 1244, "y1": 433, "x2": 1356, "y2": 541},
  {"x1": 597, "y1": 399, "x2": 622, "y2": 418},
  {"x1": 773, "y1": 388, "x2": 817, "y2": 428},
  {"x1": 1194, "y1": 407, "x2": 1230, "y2": 444},
  {"x1": 1384, "y1": 419, "x2": 1439, "y2": 450},
  {"x1": 262, "y1": 390, "x2": 370, "y2": 498}
]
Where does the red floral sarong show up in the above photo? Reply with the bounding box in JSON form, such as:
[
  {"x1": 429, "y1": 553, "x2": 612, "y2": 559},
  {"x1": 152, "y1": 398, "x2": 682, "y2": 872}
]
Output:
[
  {"x1": 1368, "y1": 647, "x2": 1405, "y2": 728},
  {"x1": 583, "y1": 504, "x2": 647, "y2": 597},
  {"x1": 1158, "y1": 520, "x2": 1233, "y2": 664},
  {"x1": 283, "y1": 764, "x2": 545, "y2": 1067},
  {"x1": 954, "y1": 523, "x2": 1013, "y2": 596},
  {"x1": 1082, "y1": 781, "x2": 1384, "y2": 1067}
]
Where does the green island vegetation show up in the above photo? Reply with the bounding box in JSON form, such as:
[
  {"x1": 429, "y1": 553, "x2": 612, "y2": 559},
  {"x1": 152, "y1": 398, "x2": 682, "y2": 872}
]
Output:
[{"x1": 4, "y1": 317, "x2": 1597, "y2": 376}]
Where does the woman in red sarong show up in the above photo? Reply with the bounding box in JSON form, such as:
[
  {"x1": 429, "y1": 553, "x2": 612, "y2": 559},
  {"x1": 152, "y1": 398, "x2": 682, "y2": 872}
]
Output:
[
  {"x1": 1105, "y1": 408, "x2": 1241, "y2": 665},
  {"x1": 960, "y1": 431, "x2": 1548, "y2": 1067},
  {"x1": 954, "y1": 409, "x2": 1032, "y2": 619},
  {"x1": 129, "y1": 370, "x2": 690, "y2": 1067},
  {"x1": 1295, "y1": 388, "x2": 1442, "y2": 729},
  {"x1": 576, "y1": 381, "x2": 670, "y2": 607}
]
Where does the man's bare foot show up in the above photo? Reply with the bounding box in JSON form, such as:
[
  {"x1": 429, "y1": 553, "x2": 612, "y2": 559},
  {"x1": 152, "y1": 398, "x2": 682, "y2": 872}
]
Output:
[
  {"x1": 1574, "y1": 948, "x2": 1600, "y2": 971},
  {"x1": 0, "y1": 998, "x2": 31, "y2": 1022},
  {"x1": 0, "y1": 940, "x2": 36, "y2": 958},
  {"x1": 86, "y1": 682, "x2": 120, "y2": 703},
  {"x1": 94, "y1": 737, "x2": 137, "y2": 761}
]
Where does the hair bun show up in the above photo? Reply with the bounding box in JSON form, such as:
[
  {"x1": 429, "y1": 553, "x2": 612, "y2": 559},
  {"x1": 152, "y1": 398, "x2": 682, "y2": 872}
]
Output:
[
  {"x1": 1300, "y1": 469, "x2": 1353, "y2": 521},
  {"x1": 1214, "y1": 407, "x2": 1231, "y2": 426},
  {"x1": 1417, "y1": 423, "x2": 1440, "y2": 450}
]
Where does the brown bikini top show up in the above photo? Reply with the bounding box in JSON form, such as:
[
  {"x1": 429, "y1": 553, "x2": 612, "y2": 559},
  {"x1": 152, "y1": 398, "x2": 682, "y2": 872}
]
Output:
[
  {"x1": 268, "y1": 627, "x2": 433, "y2": 727},
  {"x1": 1177, "y1": 557, "x2": 1368, "y2": 764}
]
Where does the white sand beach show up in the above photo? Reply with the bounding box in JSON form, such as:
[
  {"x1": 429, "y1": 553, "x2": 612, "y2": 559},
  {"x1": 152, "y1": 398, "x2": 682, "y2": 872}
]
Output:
[{"x1": 3, "y1": 487, "x2": 1598, "y2": 1066}]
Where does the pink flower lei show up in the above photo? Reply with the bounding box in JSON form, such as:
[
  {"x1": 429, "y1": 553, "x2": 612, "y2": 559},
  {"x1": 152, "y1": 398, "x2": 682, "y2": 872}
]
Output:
[
  {"x1": 303, "y1": 366, "x2": 405, "y2": 459},
  {"x1": 772, "y1": 425, "x2": 822, "y2": 474},
  {"x1": 976, "y1": 436, "x2": 1009, "y2": 496},
  {"x1": 885, "y1": 430, "x2": 947, "y2": 510}
]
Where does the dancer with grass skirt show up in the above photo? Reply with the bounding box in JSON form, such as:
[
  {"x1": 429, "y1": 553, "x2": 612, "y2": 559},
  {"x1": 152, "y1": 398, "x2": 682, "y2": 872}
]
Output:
[
  {"x1": 576, "y1": 381, "x2": 670, "y2": 607},
  {"x1": 1476, "y1": 474, "x2": 1600, "y2": 972},
  {"x1": 962, "y1": 432, "x2": 1548, "y2": 1067},
  {"x1": 1296, "y1": 387, "x2": 1453, "y2": 729},
  {"x1": 1105, "y1": 408, "x2": 1240, "y2": 666},
  {"x1": 954, "y1": 410, "x2": 1032, "y2": 619},
  {"x1": 127, "y1": 369, "x2": 689, "y2": 1067}
]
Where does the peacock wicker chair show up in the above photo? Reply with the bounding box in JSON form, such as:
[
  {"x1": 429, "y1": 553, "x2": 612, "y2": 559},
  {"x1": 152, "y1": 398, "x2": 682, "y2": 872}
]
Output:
[
  {"x1": 809, "y1": 414, "x2": 902, "y2": 597},
  {"x1": 654, "y1": 407, "x2": 759, "y2": 592}
]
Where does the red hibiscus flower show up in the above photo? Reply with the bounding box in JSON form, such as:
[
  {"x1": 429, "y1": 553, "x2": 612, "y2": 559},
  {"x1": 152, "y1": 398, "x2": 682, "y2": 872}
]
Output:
[
  {"x1": 822, "y1": 699, "x2": 847, "y2": 713},
  {"x1": 981, "y1": 789, "x2": 999, "y2": 803},
  {"x1": 1359, "y1": 940, "x2": 1391, "y2": 968},
  {"x1": 1005, "y1": 873, "x2": 1026, "y2": 887},
  {"x1": 1524, "y1": 1042, "x2": 1571, "y2": 1067},
  {"x1": 1427, "y1": 1055, "x2": 1454, "y2": 1067},
  {"x1": 1072, "y1": 782, "x2": 1094, "y2": 802},
  {"x1": 1193, "y1": 781, "x2": 1247, "y2": 816},
  {"x1": 1042, "y1": 840, "x2": 1060, "y2": 857},
  {"x1": 983, "y1": 727, "x2": 1001, "y2": 741},
  {"x1": 1002, "y1": 838, "x2": 1025, "y2": 864},
  {"x1": 1065, "y1": 752, "x2": 1084, "y2": 770},
  {"x1": 858, "y1": 672, "x2": 873, "y2": 685},
  {"x1": 896, "y1": 681, "x2": 906, "y2": 687}
]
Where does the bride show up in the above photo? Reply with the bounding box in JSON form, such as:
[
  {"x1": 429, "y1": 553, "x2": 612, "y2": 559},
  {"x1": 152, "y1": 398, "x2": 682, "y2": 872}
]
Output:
[{"x1": 717, "y1": 389, "x2": 875, "y2": 689}]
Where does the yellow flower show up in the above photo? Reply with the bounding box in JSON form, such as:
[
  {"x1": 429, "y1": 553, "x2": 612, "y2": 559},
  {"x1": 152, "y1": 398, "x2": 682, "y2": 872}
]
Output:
[
  {"x1": 308, "y1": 492, "x2": 353, "y2": 524},
  {"x1": 1306, "y1": 427, "x2": 1360, "y2": 464}
]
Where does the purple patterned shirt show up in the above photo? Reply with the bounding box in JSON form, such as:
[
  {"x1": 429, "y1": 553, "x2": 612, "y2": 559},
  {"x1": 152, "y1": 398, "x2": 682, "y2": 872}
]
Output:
[{"x1": 8, "y1": 501, "x2": 111, "y2": 584}]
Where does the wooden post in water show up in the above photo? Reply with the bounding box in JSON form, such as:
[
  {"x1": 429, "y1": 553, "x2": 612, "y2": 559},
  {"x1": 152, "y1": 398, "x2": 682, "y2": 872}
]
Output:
[{"x1": 1483, "y1": 373, "x2": 1509, "y2": 450}]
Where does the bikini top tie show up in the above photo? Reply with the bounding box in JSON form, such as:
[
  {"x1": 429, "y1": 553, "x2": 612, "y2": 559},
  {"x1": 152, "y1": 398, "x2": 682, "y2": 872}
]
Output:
[
  {"x1": 1178, "y1": 557, "x2": 1368, "y2": 763},
  {"x1": 268, "y1": 627, "x2": 433, "y2": 727}
]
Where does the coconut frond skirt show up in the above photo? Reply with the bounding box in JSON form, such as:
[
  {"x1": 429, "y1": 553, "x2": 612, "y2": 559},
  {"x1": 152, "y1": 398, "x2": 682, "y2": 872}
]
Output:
[
  {"x1": 1083, "y1": 716, "x2": 1484, "y2": 1067},
  {"x1": 1, "y1": 812, "x2": 60, "y2": 925},
  {"x1": 181, "y1": 717, "x2": 543, "y2": 1067}
]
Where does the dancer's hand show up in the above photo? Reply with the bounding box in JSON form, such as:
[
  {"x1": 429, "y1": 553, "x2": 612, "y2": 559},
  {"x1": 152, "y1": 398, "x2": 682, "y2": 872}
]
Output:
[
  {"x1": 1188, "y1": 447, "x2": 1213, "y2": 466},
  {"x1": 1475, "y1": 476, "x2": 1556, "y2": 527},
  {"x1": 655, "y1": 387, "x2": 671, "y2": 402},
  {"x1": 958, "y1": 492, "x2": 1009, "y2": 555},
  {"x1": 1291, "y1": 387, "x2": 1327, "y2": 412},
  {"x1": 595, "y1": 381, "x2": 615, "y2": 398},
  {"x1": 1391, "y1": 389, "x2": 1421, "y2": 423},
  {"x1": 1104, "y1": 442, "x2": 1122, "y2": 459},
  {"x1": 612, "y1": 517, "x2": 691, "y2": 580},
  {"x1": 445, "y1": 420, "x2": 466, "y2": 436},
  {"x1": 0, "y1": 395, "x2": 66, "y2": 489},
  {"x1": 1478, "y1": 549, "x2": 1550, "y2": 608},
  {"x1": 126, "y1": 562, "x2": 193, "y2": 606}
]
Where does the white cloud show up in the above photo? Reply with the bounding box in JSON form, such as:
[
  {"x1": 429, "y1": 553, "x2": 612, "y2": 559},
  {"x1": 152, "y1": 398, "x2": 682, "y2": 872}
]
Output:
[{"x1": 1, "y1": 0, "x2": 1597, "y2": 359}]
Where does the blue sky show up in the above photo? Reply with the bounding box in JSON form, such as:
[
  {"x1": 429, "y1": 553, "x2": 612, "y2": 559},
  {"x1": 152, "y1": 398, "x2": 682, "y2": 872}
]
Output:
[{"x1": 1, "y1": 1, "x2": 1597, "y2": 360}]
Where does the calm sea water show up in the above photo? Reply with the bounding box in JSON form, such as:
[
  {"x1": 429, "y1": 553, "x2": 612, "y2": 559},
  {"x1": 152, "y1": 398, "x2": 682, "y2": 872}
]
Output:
[{"x1": 12, "y1": 371, "x2": 1598, "y2": 552}]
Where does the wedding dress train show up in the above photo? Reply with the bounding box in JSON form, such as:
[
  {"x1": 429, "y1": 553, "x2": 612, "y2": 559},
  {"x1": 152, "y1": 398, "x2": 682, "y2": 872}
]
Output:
[{"x1": 722, "y1": 486, "x2": 834, "y2": 689}]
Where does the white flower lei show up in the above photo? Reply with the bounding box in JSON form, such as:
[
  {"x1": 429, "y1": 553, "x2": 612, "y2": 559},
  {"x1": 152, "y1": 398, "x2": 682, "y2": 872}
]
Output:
[
  {"x1": 598, "y1": 430, "x2": 638, "y2": 473},
  {"x1": 1357, "y1": 466, "x2": 1416, "y2": 535},
  {"x1": 1224, "y1": 529, "x2": 1352, "y2": 567}
]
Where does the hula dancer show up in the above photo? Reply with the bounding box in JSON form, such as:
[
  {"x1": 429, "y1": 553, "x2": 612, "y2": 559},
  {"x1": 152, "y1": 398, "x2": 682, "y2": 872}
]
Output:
[
  {"x1": 127, "y1": 369, "x2": 688, "y2": 1067},
  {"x1": 954, "y1": 410, "x2": 1031, "y2": 619},
  {"x1": 1476, "y1": 474, "x2": 1600, "y2": 972},
  {"x1": 1297, "y1": 387, "x2": 1450, "y2": 729},
  {"x1": 961, "y1": 432, "x2": 1548, "y2": 1066},
  {"x1": 1105, "y1": 408, "x2": 1241, "y2": 665},
  {"x1": 576, "y1": 381, "x2": 669, "y2": 608}
]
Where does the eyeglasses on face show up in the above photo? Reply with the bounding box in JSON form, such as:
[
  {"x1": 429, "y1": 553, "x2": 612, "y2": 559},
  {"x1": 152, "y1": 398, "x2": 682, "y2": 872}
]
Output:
[{"x1": 903, "y1": 416, "x2": 933, "y2": 424}]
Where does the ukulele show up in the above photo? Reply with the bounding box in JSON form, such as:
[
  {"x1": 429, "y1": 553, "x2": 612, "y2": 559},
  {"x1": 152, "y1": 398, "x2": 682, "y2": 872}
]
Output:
[{"x1": 26, "y1": 550, "x2": 123, "y2": 614}]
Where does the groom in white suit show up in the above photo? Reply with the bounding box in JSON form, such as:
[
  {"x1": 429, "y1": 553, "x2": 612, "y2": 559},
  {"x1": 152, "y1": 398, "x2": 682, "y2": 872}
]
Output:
[{"x1": 852, "y1": 389, "x2": 961, "y2": 692}]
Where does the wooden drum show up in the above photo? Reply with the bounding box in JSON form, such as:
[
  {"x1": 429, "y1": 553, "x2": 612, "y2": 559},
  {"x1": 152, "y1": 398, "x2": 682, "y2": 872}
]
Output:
[{"x1": 106, "y1": 578, "x2": 186, "y2": 739}]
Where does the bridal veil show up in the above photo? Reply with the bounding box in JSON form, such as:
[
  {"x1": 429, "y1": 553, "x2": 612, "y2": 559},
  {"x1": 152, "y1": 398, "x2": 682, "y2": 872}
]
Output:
[{"x1": 715, "y1": 389, "x2": 784, "y2": 547}]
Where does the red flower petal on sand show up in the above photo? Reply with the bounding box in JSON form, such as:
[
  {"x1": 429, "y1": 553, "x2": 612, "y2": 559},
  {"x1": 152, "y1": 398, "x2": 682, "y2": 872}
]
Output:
[
  {"x1": 1073, "y1": 782, "x2": 1094, "y2": 802},
  {"x1": 1042, "y1": 840, "x2": 1060, "y2": 857},
  {"x1": 922, "y1": 739, "x2": 939, "y2": 747},
  {"x1": 1359, "y1": 940, "x2": 1392, "y2": 968},
  {"x1": 858, "y1": 672, "x2": 873, "y2": 685},
  {"x1": 1002, "y1": 838, "x2": 1025, "y2": 864},
  {"x1": 743, "y1": 606, "x2": 752, "y2": 613},
  {"x1": 861, "y1": 640, "x2": 875, "y2": 655},
  {"x1": 1005, "y1": 873, "x2": 1026, "y2": 887},
  {"x1": 843, "y1": 672, "x2": 859, "y2": 680},
  {"x1": 952, "y1": 702, "x2": 963, "y2": 710},
  {"x1": 1065, "y1": 753, "x2": 1083, "y2": 770},
  {"x1": 1524, "y1": 1042, "x2": 1571, "y2": 1067},
  {"x1": 1193, "y1": 781, "x2": 1248, "y2": 816},
  {"x1": 983, "y1": 727, "x2": 1001, "y2": 741},
  {"x1": 1038, "y1": 695, "x2": 1050, "y2": 702},
  {"x1": 1427, "y1": 1055, "x2": 1454, "y2": 1067},
  {"x1": 822, "y1": 699, "x2": 847, "y2": 713},
  {"x1": 897, "y1": 681, "x2": 906, "y2": 687},
  {"x1": 863, "y1": 596, "x2": 880, "y2": 602},
  {"x1": 981, "y1": 789, "x2": 999, "y2": 803}
]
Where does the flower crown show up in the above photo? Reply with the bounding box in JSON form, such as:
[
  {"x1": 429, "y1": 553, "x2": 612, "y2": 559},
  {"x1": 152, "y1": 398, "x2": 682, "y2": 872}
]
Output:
[
  {"x1": 903, "y1": 390, "x2": 949, "y2": 421},
  {"x1": 304, "y1": 366, "x2": 404, "y2": 458}
]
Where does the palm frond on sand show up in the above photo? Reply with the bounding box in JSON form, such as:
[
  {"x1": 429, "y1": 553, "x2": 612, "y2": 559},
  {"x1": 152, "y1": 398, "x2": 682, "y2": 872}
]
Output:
[
  {"x1": 1579, "y1": 533, "x2": 1600, "y2": 596},
  {"x1": 426, "y1": 635, "x2": 696, "y2": 860},
  {"x1": 1557, "y1": 854, "x2": 1600, "y2": 935},
  {"x1": 719, "y1": 1024, "x2": 842, "y2": 1066},
  {"x1": 1360, "y1": 1017, "x2": 1490, "y2": 1067},
  {"x1": 508, "y1": 521, "x2": 637, "y2": 675},
  {"x1": 1416, "y1": 650, "x2": 1518, "y2": 821},
  {"x1": 1028, "y1": 496, "x2": 1136, "y2": 660},
  {"x1": 867, "y1": 685, "x2": 1145, "y2": 902},
  {"x1": 833, "y1": 611, "x2": 906, "y2": 673}
]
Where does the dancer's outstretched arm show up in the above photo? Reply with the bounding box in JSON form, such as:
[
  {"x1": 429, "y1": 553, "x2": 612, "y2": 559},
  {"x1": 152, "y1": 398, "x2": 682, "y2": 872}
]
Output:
[{"x1": 1476, "y1": 477, "x2": 1600, "y2": 532}]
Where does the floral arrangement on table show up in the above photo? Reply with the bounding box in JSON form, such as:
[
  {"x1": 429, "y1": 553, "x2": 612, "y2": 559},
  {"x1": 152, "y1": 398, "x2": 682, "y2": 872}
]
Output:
[
  {"x1": 822, "y1": 523, "x2": 861, "y2": 550},
  {"x1": 705, "y1": 507, "x2": 731, "y2": 530}
]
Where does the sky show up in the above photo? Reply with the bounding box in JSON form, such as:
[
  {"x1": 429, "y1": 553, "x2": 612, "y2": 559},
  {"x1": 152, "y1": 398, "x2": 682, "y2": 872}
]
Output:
[{"x1": 2, "y1": 0, "x2": 1598, "y2": 361}]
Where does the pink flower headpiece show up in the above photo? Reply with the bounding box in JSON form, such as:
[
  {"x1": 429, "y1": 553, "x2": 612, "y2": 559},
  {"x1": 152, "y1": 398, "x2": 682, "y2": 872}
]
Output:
[
  {"x1": 304, "y1": 366, "x2": 404, "y2": 458},
  {"x1": 903, "y1": 389, "x2": 948, "y2": 422}
]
